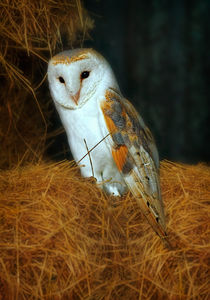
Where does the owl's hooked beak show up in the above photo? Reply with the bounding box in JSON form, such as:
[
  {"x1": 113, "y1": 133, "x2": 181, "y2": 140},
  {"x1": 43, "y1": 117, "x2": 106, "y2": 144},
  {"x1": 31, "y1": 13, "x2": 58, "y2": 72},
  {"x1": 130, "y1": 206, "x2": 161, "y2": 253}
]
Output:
[{"x1": 71, "y1": 90, "x2": 80, "y2": 105}]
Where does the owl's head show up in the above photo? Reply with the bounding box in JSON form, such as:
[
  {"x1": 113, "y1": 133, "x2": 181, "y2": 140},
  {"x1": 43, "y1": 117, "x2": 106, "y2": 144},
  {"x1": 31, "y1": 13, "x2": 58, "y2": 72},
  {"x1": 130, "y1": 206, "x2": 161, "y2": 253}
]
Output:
[{"x1": 48, "y1": 48, "x2": 118, "y2": 109}]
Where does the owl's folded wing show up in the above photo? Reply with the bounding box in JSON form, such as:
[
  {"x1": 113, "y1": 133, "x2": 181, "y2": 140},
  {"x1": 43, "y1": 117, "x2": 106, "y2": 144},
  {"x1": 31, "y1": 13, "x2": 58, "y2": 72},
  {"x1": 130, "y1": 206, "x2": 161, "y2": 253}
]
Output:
[{"x1": 101, "y1": 89, "x2": 167, "y2": 240}]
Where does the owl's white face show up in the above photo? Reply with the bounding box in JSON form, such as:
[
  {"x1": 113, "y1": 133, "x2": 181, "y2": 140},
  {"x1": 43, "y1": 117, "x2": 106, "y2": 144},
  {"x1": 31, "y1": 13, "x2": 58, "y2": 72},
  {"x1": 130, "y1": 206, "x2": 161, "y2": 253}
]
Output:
[{"x1": 48, "y1": 49, "x2": 116, "y2": 109}]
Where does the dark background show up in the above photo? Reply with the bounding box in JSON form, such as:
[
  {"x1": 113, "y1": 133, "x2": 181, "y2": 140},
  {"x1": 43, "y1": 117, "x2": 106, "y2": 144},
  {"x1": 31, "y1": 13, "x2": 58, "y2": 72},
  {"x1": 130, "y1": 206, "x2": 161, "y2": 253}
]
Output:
[{"x1": 49, "y1": 0, "x2": 210, "y2": 164}]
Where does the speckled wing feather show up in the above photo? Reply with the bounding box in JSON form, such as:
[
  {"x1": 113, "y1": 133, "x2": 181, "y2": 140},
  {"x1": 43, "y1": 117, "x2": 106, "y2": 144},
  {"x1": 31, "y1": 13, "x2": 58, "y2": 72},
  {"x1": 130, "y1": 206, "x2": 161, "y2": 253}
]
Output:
[{"x1": 101, "y1": 89, "x2": 167, "y2": 240}]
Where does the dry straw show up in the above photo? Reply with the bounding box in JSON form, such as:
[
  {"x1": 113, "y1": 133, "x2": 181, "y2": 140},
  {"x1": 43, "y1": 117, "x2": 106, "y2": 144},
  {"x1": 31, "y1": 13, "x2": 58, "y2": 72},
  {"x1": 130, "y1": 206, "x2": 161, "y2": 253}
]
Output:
[
  {"x1": 0, "y1": 160, "x2": 209, "y2": 299},
  {"x1": 0, "y1": 0, "x2": 93, "y2": 169},
  {"x1": 0, "y1": 0, "x2": 93, "y2": 88}
]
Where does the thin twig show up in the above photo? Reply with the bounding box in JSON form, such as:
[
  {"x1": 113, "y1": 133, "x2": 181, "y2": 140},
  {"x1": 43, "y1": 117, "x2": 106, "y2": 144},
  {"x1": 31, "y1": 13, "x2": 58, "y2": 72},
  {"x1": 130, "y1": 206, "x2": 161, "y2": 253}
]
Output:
[
  {"x1": 83, "y1": 138, "x2": 94, "y2": 178},
  {"x1": 77, "y1": 133, "x2": 110, "y2": 164}
]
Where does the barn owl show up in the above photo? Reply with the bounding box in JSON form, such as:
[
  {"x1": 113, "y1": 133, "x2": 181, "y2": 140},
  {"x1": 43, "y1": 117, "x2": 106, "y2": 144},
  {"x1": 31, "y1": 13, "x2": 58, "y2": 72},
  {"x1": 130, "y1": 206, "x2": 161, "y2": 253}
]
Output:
[{"x1": 48, "y1": 48, "x2": 168, "y2": 242}]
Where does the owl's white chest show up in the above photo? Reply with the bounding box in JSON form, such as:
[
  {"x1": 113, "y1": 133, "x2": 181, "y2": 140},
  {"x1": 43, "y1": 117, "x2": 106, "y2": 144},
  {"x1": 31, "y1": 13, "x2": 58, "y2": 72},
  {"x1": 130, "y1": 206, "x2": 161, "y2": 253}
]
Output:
[{"x1": 55, "y1": 96, "x2": 127, "y2": 195}]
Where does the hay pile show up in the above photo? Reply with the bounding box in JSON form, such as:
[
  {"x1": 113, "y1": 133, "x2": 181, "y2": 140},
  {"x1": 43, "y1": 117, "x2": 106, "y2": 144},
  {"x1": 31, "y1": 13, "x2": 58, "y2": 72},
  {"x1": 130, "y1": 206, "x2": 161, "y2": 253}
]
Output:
[
  {"x1": 0, "y1": 160, "x2": 209, "y2": 299},
  {"x1": 0, "y1": 0, "x2": 93, "y2": 169}
]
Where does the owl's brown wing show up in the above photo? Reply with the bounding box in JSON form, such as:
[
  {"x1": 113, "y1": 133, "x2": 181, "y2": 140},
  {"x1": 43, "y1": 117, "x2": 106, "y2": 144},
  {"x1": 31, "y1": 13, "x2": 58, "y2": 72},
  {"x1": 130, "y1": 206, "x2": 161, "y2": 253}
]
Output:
[{"x1": 101, "y1": 89, "x2": 168, "y2": 241}]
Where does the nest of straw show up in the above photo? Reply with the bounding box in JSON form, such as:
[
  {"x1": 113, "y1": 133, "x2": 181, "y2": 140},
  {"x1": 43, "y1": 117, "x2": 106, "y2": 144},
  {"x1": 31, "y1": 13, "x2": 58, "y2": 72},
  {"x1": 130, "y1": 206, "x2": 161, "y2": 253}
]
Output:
[
  {"x1": 0, "y1": 0, "x2": 93, "y2": 169},
  {"x1": 0, "y1": 160, "x2": 209, "y2": 299}
]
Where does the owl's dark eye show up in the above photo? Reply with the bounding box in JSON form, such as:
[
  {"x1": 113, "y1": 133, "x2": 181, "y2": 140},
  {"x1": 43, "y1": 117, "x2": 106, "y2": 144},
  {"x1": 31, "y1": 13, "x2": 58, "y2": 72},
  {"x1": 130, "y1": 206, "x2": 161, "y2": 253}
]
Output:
[
  {"x1": 58, "y1": 76, "x2": 65, "y2": 84},
  {"x1": 80, "y1": 71, "x2": 90, "y2": 79}
]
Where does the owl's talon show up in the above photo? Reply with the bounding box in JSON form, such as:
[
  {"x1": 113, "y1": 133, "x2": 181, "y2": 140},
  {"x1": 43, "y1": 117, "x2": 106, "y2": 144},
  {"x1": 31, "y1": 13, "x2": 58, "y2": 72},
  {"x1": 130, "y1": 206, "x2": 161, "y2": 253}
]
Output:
[{"x1": 85, "y1": 176, "x2": 97, "y2": 183}]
